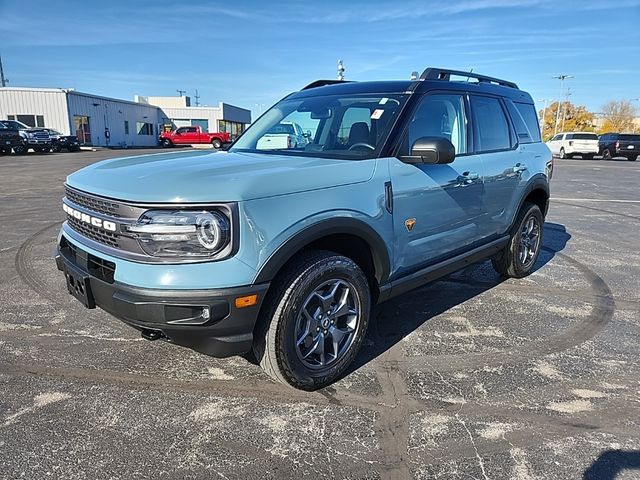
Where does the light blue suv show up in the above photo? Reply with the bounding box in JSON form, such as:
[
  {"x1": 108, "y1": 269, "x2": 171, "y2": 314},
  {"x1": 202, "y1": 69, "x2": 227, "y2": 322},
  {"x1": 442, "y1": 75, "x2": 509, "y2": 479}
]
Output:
[{"x1": 55, "y1": 68, "x2": 552, "y2": 390}]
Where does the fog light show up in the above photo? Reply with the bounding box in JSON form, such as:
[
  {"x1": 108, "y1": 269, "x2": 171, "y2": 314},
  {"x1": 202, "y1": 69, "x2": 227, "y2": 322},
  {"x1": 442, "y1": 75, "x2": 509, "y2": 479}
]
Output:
[
  {"x1": 235, "y1": 295, "x2": 258, "y2": 308},
  {"x1": 202, "y1": 306, "x2": 210, "y2": 320}
]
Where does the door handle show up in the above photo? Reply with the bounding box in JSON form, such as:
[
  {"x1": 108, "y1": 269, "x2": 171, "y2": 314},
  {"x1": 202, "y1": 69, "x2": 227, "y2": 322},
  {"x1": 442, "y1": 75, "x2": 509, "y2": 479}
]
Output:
[
  {"x1": 456, "y1": 171, "x2": 479, "y2": 186},
  {"x1": 512, "y1": 163, "x2": 528, "y2": 174}
]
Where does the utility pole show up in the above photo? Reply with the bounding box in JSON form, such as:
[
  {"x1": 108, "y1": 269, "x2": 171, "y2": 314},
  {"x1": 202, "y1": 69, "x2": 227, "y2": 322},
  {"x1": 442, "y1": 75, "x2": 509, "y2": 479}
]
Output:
[
  {"x1": 553, "y1": 74, "x2": 573, "y2": 136},
  {"x1": 176, "y1": 89, "x2": 186, "y2": 97},
  {"x1": 337, "y1": 60, "x2": 345, "y2": 81},
  {"x1": 194, "y1": 89, "x2": 200, "y2": 107},
  {"x1": 0, "y1": 55, "x2": 7, "y2": 87}
]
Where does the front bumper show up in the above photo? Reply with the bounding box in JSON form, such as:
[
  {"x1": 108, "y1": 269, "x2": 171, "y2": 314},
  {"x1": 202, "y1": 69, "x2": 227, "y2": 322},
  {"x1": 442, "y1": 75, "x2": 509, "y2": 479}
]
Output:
[
  {"x1": 26, "y1": 139, "x2": 51, "y2": 146},
  {"x1": 54, "y1": 238, "x2": 269, "y2": 357}
]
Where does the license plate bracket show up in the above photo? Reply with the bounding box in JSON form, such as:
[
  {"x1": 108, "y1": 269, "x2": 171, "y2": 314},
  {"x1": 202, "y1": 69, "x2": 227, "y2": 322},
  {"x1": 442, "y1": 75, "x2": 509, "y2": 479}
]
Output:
[{"x1": 63, "y1": 261, "x2": 96, "y2": 309}]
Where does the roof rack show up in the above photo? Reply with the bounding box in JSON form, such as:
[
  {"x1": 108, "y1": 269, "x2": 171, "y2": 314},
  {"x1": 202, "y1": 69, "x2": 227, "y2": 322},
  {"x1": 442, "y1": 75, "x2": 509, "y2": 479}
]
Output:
[
  {"x1": 420, "y1": 68, "x2": 518, "y2": 89},
  {"x1": 301, "y1": 80, "x2": 353, "y2": 90}
]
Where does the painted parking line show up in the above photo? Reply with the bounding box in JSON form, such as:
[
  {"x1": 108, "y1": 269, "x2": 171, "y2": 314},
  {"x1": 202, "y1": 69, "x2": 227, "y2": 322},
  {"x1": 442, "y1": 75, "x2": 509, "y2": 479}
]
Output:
[{"x1": 551, "y1": 197, "x2": 640, "y2": 203}]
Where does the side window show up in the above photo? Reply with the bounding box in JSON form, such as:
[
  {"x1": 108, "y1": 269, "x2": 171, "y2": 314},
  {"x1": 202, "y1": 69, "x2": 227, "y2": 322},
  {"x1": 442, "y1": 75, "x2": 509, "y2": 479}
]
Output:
[
  {"x1": 401, "y1": 94, "x2": 467, "y2": 155},
  {"x1": 514, "y1": 102, "x2": 541, "y2": 142},
  {"x1": 565, "y1": 134, "x2": 574, "y2": 140},
  {"x1": 505, "y1": 100, "x2": 532, "y2": 144},
  {"x1": 470, "y1": 96, "x2": 511, "y2": 152},
  {"x1": 187, "y1": 127, "x2": 198, "y2": 133},
  {"x1": 176, "y1": 127, "x2": 187, "y2": 134}
]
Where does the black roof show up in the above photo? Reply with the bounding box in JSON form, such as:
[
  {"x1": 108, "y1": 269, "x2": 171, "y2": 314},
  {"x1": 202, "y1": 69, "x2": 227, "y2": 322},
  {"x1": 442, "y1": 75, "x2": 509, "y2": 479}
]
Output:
[{"x1": 292, "y1": 70, "x2": 534, "y2": 104}]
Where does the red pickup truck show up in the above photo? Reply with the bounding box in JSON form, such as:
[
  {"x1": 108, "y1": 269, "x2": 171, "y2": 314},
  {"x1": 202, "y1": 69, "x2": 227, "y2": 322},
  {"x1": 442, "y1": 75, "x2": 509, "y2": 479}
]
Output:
[{"x1": 159, "y1": 126, "x2": 230, "y2": 149}]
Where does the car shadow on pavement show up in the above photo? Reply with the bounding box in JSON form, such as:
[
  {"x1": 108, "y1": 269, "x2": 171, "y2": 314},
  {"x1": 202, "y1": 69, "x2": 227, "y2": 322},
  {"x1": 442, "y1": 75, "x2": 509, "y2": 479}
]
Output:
[
  {"x1": 344, "y1": 222, "x2": 571, "y2": 377},
  {"x1": 583, "y1": 450, "x2": 640, "y2": 480}
]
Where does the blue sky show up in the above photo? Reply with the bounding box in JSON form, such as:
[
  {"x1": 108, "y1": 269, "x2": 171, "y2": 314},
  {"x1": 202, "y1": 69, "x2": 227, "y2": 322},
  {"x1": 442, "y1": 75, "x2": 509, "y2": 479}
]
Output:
[{"x1": 1, "y1": 0, "x2": 639, "y2": 118}]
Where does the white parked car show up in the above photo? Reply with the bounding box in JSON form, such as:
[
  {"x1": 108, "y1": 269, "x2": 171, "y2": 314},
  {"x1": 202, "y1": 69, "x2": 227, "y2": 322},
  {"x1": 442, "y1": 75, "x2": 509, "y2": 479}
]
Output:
[
  {"x1": 256, "y1": 121, "x2": 310, "y2": 150},
  {"x1": 546, "y1": 132, "x2": 599, "y2": 159}
]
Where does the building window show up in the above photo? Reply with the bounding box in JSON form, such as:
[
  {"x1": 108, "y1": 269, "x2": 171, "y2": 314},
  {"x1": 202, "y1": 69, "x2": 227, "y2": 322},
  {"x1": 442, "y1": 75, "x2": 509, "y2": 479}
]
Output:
[
  {"x1": 124, "y1": 120, "x2": 129, "y2": 135},
  {"x1": 9, "y1": 114, "x2": 46, "y2": 128},
  {"x1": 136, "y1": 122, "x2": 153, "y2": 136},
  {"x1": 74, "y1": 116, "x2": 91, "y2": 145},
  {"x1": 218, "y1": 120, "x2": 245, "y2": 139},
  {"x1": 191, "y1": 119, "x2": 209, "y2": 132}
]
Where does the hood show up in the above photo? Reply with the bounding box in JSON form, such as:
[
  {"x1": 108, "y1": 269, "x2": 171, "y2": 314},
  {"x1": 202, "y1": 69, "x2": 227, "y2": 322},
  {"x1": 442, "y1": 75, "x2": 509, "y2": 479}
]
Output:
[{"x1": 67, "y1": 150, "x2": 377, "y2": 203}]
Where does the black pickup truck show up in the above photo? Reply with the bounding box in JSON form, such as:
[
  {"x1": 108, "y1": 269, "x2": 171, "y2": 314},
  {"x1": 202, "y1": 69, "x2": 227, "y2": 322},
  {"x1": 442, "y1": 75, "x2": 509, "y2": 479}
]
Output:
[
  {"x1": 598, "y1": 133, "x2": 640, "y2": 161},
  {"x1": 0, "y1": 121, "x2": 23, "y2": 155}
]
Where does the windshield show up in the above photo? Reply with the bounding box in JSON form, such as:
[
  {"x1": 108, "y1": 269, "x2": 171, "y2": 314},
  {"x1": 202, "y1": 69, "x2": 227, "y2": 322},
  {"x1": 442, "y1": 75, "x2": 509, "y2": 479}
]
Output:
[
  {"x1": 620, "y1": 134, "x2": 640, "y2": 141},
  {"x1": 1, "y1": 120, "x2": 30, "y2": 130},
  {"x1": 231, "y1": 93, "x2": 407, "y2": 160},
  {"x1": 570, "y1": 133, "x2": 598, "y2": 140}
]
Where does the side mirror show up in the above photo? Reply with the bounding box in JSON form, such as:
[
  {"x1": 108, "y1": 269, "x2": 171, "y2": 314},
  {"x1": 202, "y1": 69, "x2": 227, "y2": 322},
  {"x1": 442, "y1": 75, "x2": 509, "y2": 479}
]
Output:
[{"x1": 400, "y1": 137, "x2": 456, "y2": 165}]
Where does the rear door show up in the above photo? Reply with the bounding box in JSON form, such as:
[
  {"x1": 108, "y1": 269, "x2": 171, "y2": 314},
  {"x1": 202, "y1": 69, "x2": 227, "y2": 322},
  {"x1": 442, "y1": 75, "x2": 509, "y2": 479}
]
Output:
[
  {"x1": 390, "y1": 92, "x2": 486, "y2": 275},
  {"x1": 469, "y1": 94, "x2": 525, "y2": 237}
]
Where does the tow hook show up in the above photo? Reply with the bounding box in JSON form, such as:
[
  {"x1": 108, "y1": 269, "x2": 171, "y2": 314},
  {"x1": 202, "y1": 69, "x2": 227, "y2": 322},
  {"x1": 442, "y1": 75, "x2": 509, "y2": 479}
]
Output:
[{"x1": 141, "y1": 329, "x2": 165, "y2": 341}]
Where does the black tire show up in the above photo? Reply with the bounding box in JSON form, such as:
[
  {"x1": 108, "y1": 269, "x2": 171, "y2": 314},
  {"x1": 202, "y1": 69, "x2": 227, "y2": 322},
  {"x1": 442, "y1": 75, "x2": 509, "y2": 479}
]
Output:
[
  {"x1": 253, "y1": 250, "x2": 371, "y2": 390},
  {"x1": 51, "y1": 144, "x2": 61, "y2": 153},
  {"x1": 627, "y1": 155, "x2": 637, "y2": 161},
  {"x1": 14, "y1": 145, "x2": 27, "y2": 155},
  {"x1": 161, "y1": 139, "x2": 172, "y2": 148},
  {"x1": 492, "y1": 202, "x2": 544, "y2": 279},
  {"x1": 559, "y1": 147, "x2": 566, "y2": 159},
  {"x1": 211, "y1": 138, "x2": 222, "y2": 149},
  {"x1": 33, "y1": 147, "x2": 44, "y2": 154},
  {"x1": 602, "y1": 148, "x2": 612, "y2": 160}
]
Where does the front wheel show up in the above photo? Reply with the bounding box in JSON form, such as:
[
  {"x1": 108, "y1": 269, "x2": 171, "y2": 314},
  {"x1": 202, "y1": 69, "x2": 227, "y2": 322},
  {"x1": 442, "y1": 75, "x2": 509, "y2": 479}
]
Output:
[
  {"x1": 161, "y1": 139, "x2": 172, "y2": 148},
  {"x1": 253, "y1": 251, "x2": 371, "y2": 390},
  {"x1": 14, "y1": 145, "x2": 27, "y2": 155},
  {"x1": 211, "y1": 138, "x2": 222, "y2": 149},
  {"x1": 559, "y1": 148, "x2": 566, "y2": 159},
  {"x1": 492, "y1": 202, "x2": 544, "y2": 278}
]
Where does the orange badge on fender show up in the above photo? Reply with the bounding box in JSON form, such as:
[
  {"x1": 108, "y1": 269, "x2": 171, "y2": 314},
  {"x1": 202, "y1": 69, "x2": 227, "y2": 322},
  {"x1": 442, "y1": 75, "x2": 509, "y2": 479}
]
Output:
[{"x1": 405, "y1": 218, "x2": 416, "y2": 232}]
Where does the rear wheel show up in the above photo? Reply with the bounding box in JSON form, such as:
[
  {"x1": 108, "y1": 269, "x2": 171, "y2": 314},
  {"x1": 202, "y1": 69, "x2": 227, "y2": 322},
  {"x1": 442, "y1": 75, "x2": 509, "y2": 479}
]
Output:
[
  {"x1": 627, "y1": 155, "x2": 637, "y2": 161},
  {"x1": 602, "y1": 148, "x2": 612, "y2": 160},
  {"x1": 253, "y1": 251, "x2": 371, "y2": 390},
  {"x1": 211, "y1": 138, "x2": 222, "y2": 149},
  {"x1": 559, "y1": 148, "x2": 566, "y2": 159},
  {"x1": 492, "y1": 202, "x2": 544, "y2": 278}
]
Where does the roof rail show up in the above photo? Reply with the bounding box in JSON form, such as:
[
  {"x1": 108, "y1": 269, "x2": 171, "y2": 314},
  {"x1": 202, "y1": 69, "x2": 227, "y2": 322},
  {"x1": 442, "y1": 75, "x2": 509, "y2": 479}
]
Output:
[
  {"x1": 420, "y1": 68, "x2": 518, "y2": 89},
  {"x1": 301, "y1": 80, "x2": 353, "y2": 90}
]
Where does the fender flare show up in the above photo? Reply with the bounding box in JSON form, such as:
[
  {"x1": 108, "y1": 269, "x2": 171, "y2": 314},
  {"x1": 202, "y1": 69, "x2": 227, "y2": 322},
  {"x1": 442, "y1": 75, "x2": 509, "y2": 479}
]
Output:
[
  {"x1": 517, "y1": 174, "x2": 550, "y2": 218},
  {"x1": 253, "y1": 217, "x2": 391, "y2": 285}
]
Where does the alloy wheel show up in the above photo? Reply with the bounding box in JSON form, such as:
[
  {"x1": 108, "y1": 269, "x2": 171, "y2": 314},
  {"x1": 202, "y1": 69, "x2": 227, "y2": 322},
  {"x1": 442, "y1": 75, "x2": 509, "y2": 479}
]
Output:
[
  {"x1": 294, "y1": 279, "x2": 361, "y2": 370},
  {"x1": 518, "y1": 215, "x2": 541, "y2": 269}
]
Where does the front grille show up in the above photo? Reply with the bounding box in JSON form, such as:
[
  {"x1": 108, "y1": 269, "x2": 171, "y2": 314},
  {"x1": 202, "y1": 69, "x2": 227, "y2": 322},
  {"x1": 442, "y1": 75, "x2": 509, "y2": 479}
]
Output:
[
  {"x1": 65, "y1": 186, "x2": 120, "y2": 216},
  {"x1": 32, "y1": 131, "x2": 50, "y2": 140},
  {"x1": 67, "y1": 216, "x2": 119, "y2": 248},
  {"x1": 60, "y1": 236, "x2": 115, "y2": 284}
]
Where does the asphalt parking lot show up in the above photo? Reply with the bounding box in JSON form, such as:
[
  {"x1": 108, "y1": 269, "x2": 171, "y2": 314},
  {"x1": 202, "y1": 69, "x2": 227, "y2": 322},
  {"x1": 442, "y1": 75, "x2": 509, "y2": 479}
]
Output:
[{"x1": 1, "y1": 149, "x2": 639, "y2": 479}]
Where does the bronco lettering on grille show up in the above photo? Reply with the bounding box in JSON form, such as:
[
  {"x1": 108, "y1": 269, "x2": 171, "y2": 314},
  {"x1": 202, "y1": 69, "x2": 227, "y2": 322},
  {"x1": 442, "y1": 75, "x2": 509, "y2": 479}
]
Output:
[{"x1": 63, "y1": 203, "x2": 117, "y2": 232}]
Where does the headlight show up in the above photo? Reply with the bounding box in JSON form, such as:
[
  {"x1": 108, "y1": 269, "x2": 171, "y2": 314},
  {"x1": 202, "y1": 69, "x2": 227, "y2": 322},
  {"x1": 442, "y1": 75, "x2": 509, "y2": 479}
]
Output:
[
  {"x1": 27, "y1": 132, "x2": 36, "y2": 138},
  {"x1": 126, "y1": 209, "x2": 231, "y2": 258}
]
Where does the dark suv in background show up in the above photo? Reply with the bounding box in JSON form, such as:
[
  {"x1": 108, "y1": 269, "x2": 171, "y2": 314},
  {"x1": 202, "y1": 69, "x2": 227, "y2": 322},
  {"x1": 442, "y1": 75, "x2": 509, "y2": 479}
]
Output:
[{"x1": 598, "y1": 133, "x2": 640, "y2": 161}]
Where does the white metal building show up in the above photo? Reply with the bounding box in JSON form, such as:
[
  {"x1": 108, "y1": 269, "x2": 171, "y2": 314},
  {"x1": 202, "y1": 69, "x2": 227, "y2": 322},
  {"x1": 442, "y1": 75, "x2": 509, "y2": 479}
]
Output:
[{"x1": 0, "y1": 87, "x2": 252, "y2": 147}]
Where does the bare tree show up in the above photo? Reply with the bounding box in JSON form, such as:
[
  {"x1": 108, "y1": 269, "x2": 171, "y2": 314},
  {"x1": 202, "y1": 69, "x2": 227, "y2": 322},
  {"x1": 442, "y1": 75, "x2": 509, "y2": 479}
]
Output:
[{"x1": 600, "y1": 100, "x2": 637, "y2": 133}]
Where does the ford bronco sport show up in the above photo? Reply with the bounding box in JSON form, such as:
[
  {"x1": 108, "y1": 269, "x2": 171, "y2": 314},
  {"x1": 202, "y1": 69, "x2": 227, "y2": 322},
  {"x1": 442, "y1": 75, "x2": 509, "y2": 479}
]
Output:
[{"x1": 55, "y1": 68, "x2": 552, "y2": 390}]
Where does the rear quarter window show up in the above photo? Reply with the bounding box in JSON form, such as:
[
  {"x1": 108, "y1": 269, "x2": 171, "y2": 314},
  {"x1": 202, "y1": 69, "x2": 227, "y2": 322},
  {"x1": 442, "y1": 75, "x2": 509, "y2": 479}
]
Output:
[{"x1": 514, "y1": 102, "x2": 542, "y2": 143}]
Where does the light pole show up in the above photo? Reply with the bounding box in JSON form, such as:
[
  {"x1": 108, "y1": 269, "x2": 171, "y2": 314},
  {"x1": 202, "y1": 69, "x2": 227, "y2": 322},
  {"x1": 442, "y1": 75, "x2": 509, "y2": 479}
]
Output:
[
  {"x1": 254, "y1": 103, "x2": 265, "y2": 117},
  {"x1": 337, "y1": 60, "x2": 345, "y2": 81},
  {"x1": 553, "y1": 74, "x2": 573, "y2": 136}
]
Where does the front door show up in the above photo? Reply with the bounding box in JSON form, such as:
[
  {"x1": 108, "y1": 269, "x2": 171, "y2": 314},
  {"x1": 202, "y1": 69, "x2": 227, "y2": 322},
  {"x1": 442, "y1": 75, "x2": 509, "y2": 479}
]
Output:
[{"x1": 390, "y1": 92, "x2": 485, "y2": 277}]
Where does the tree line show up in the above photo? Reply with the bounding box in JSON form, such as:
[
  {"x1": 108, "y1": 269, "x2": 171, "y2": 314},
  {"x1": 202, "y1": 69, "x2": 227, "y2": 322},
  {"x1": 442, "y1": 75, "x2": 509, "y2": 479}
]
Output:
[{"x1": 538, "y1": 100, "x2": 639, "y2": 141}]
